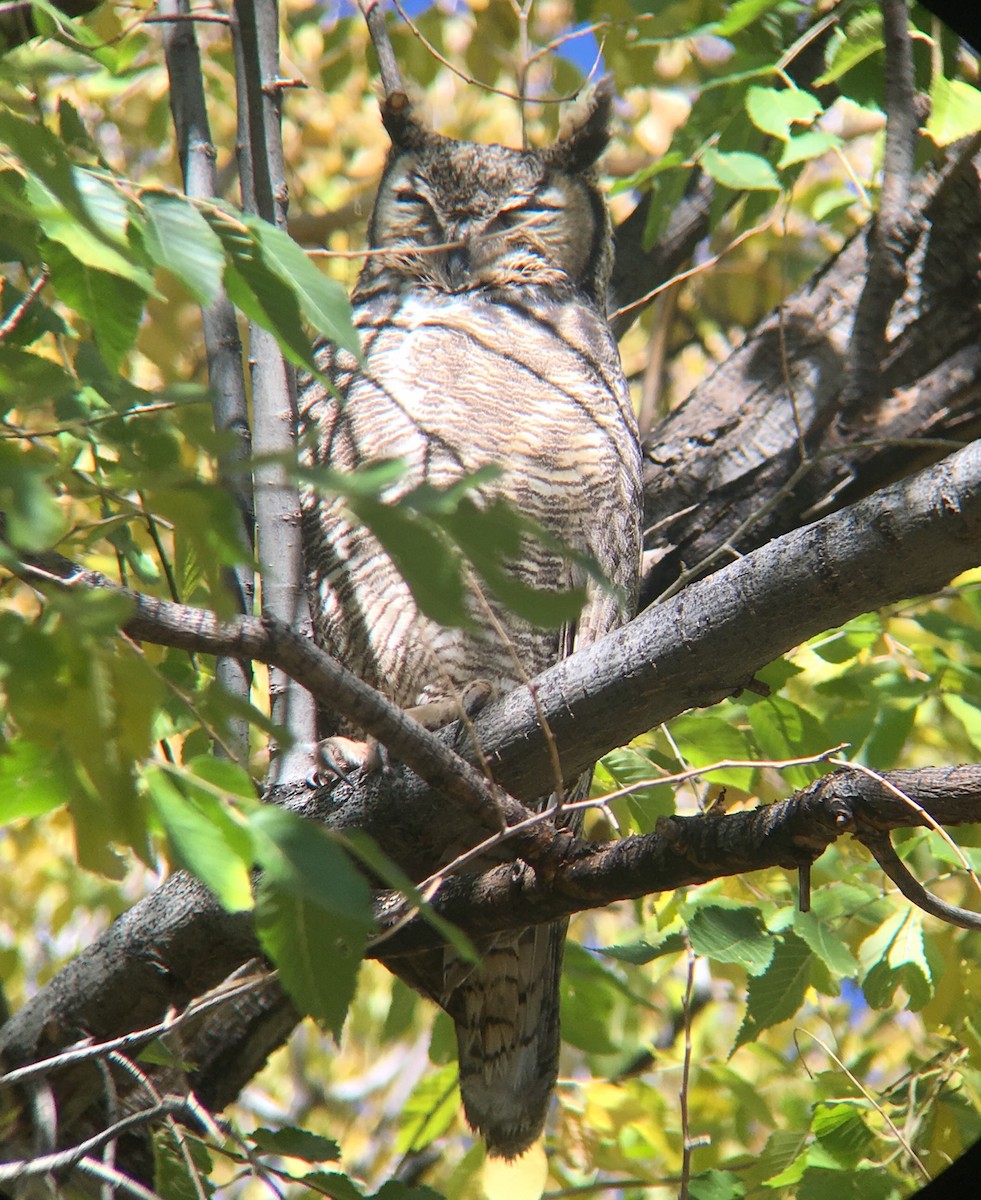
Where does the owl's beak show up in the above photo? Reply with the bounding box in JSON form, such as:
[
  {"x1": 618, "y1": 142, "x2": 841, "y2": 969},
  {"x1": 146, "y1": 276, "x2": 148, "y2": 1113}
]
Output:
[{"x1": 445, "y1": 241, "x2": 471, "y2": 288}]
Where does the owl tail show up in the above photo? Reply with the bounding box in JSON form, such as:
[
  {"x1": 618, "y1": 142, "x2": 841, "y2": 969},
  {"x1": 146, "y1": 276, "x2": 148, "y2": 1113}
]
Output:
[{"x1": 453, "y1": 918, "x2": 568, "y2": 1159}]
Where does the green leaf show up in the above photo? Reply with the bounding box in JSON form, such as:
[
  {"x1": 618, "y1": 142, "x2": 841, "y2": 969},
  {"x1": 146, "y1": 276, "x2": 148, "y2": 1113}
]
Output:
[
  {"x1": 745, "y1": 87, "x2": 823, "y2": 140},
  {"x1": 250, "y1": 806, "x2": 373, "y2": 1035},
  {"x1": 207, "y1": 213, "x2": 322, "y2": 374},
  {"x1": 778, "y1": 130, "x2": 841, "y2": 169},
  {"x1": 41, "y1": 237, "x2": 146, "y2": 371},
  {"x1": 28, "y1": 176, "x2": 153, "y2": 291},
  {"x1": 372, "y1": 1182, "x2": 445, "y2": 1200},
  {"x1": 0, "y1": 737, "x2": 68, "y2": 823},
  {"x1": 244, "y1": 215, "x2": 360, "y2": 355},
  {"x1": 859, "y1": 908, "x2": 932, "y2": 1010},
  {"x1": 349, "y1": 494, "x2": 470, "y2": 626},
  {"x1": 815, "y1": 15, "x2": 883, "y2": 88},
  {"x1": 792, "y1": 911, "x2": 858, "y2": 978},
  {"x1": 812, "y1": 187, "x2": 858, "y2": 221},
  {"x1": 687, "y1": 904, "x2": 773, "y2": 975},
  {"x1": 396, "y1": 1062, "x2": 461, "y2": 1154},
  {"x1": 746, "y1": 694, "x2": 825, "y2": 788},
  {"x1": 0, "y1": 347, "x2": 75, "y2": 409},
  {"x1": 438, "y1": 495, "x2": 593, "y2": 629},
  {"x1": 73, "y1": 168, "x2": 130, "y2": 245},
  {"x1": 596, "y1": 746, "x2": 675, "y2": 833},
  {"x1": 714, "y1": 0, "x2": 782, "y2": 36},
  {"x1": 809, "y1": 618, "x2": 880, "y2": 664},
  {"x1": 0, "y1": 445, "x2": 66, "y2": 550},
  {"x1": 701, "y1": 148, "x2": 781, "y2": 191},
  {"x1": 602, "y1": 930, "x2": 687, "y2": 965},
  {"x1": 299, "y1": 1171, "x2": 365, "y2": 1200},
  {"x1": 734, "y1": 932, "x2": 811, "y2": 1049},
  {"x1": 561, "y1": 941, "x2": 628, "y2": 1055},
  {"x1": 152, "y1": 1127, "x2": 214, "y2": 1200},
  {"x1": 943, "y1": 693, "x2": 981, "y2": 751},
  {"x1": 341, "y1": 829, "x2": 478, "y2": 966},
  {"x1": 668, "y1": 714, "x2": 757, "y2": 791},
  {"x1": 147, "y1": 766, "x2": 254, "y2": 912},
  {"x1": 926, "y1": 76, "x2": 981, "y2": 147},
  {"x1": 811, "y1": 1103, "x2": 874, "y2": 1168},
  {"x1": 688, "y1": 1170, "x2": 747, "y2": 1200},
  {"x1": 252, "y1": 1126, "x2": 341, "y2": 1162},
  {"x1": 143, "y1": 192, "x2": 224, "y2": 306}
]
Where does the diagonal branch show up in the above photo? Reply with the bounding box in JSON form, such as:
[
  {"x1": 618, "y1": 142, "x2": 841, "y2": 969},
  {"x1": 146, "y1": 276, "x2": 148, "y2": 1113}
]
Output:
[
  {"x1": 359, "y1": 0, "x2": 405, "y2": 99},
  {"x1": 9, "y1": 549, "x2": 536, "y2": 849}
]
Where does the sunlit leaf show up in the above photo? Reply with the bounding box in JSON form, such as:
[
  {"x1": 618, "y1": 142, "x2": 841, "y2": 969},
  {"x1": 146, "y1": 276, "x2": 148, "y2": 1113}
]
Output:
[
  {"x1": 250, "y1": 806, "x2": 373, "y2": 1035},
  {"x1": 734, "y1": 932, "x2": 811, "y2": 1049},
  {"x1": 143, "y1": 192, "x2": 224, "y2": 306},
  {"x1": 245, "y1": 215, "x2": 360, "y2": 355},
  {"x1": 745, "y1": 87, "x2": 822, "y2": 140},
  {"x1": 714, "y1": 0, "x2": 782, "y2": 36},
  {"x1": 812, "y1": 1103, "x2": 874, "y2": 1168},
  {"x1": 815, "y1": 14, "x2": 883, "y2": 88},
  {"x1": 396, "y1": 1062, "x2": 461, "y2": 1154},
  {"x1": 927, "y1": 74, "x2": 981, "y2": 146},
  {"x1": 687, "y1": 904, "x2": 773, "y2": 975},
  {"x1": 147, "y1": 765, "x2": 254, "y2": 912},
  {"x1": 701, "y1": 148, "x2": 781, "y2": 191}
]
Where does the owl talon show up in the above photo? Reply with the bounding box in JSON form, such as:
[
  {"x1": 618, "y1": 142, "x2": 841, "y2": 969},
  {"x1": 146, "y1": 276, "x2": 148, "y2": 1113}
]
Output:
[
  {"x1": 407, "y1": 679, "x2": 497, "y2": 732},
  {"x1": 461, "y1": 678, "x2": 495, "y2": 716},
  {"x1": 314, "y1": 735, "x2": 385, "y2": 784}
]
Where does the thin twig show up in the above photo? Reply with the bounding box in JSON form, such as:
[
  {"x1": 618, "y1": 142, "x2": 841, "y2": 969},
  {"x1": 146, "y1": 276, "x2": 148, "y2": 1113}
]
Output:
[
  {"x1": 358, "y1": 0, "x2": 404, "y2": 98},
  {"x1": 0, "y1": 970, "x2": 268, "y2": 1090},
  {"x1": 794, "y1": 1028, "x2": 931, "y2": 1182},
  {"x1": 610, "y1": 216, "x2": 773, "y2": 325},
  {"x1": 679, "y1": 941, "x2": 696, "y2": 1200},
  {"x1": 0, "y1": 267, "x2": 48, "y2": 341},
  {"x1": 0, "y1": 1099, "x2": 190, "y2": 1182}
]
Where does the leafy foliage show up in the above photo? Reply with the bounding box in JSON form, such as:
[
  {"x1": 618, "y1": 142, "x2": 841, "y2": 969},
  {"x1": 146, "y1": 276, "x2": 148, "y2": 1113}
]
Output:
[{"x1": 0, "y1": 0, "x2": 979, "y2": 1198}]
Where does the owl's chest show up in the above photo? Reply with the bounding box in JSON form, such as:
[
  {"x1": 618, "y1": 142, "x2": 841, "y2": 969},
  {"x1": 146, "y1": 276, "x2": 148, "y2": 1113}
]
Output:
[{"x1": 339, "y1": 290, "x2": 632, "y2": 485}]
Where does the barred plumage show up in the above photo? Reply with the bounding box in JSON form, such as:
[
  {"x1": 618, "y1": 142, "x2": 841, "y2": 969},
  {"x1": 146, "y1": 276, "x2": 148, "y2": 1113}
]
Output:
[{"x1": 300, "y1": 81, "x2": 642, "y2": 1158}]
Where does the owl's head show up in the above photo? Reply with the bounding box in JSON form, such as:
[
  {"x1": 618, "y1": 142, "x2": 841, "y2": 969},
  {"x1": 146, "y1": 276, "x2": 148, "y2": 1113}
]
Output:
[{"x1": 355, "y1": 81, "x2": 615, "y2": 310}]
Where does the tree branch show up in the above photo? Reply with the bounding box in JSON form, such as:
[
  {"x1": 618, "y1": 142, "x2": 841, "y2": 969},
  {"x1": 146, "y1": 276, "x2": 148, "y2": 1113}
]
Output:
[
  {"x1": 474, "y1": 440, "x2": 981, "y2": 802},
  {"x1": 838, "y1": 0, "x2": 920, "y2": 422},
  {"x1": 9, "y1": 550, "x2": 539, "y2": 851},
  {"x1": 231, "y1": 0, "x2": 319, "y2": 782},
  {"x1": 2, "y1": 761, "x2": 979, "y2": 1154},
  {"x1": 359, "y1": 0, "x2": 405, "y2": 99},
  {"x1": 160, "y1": 0, "x2": 254, "y2": 762},
  {"x1": 640, "y1": 149, "x2": 981, "y2": 603},
  {"x1": 371, "y1": 765, "x2": 981, "y2": 955}
]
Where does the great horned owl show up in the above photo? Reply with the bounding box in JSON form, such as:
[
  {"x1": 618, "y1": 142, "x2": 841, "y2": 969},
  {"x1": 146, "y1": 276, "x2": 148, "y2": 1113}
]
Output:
[{"x1": 300, "y1": 81, "x2": 642, "y2": 1158}]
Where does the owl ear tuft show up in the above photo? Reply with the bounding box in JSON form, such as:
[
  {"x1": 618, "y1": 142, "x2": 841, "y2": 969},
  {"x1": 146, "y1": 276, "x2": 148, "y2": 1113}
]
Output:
[
  {"x1": 543, "y1": 77, "x2": 615, "y2": 171},
  {"x1": 380, "y1": 92, "x2": 430, "y2": 150}
]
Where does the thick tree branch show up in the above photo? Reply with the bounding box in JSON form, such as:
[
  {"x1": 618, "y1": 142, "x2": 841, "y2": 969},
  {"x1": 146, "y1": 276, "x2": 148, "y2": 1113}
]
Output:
[
  {"x1": 12, "y1": 439, "x2": 981, "y2": 828},
  {"x1": 475, "y1": 440, "x2": 981, "y2": 801},
  {"x1": 640, "y1": 149, "x2": 981, "y2": 603},
  {"x1": 372, "y1": 765, "x2": 981, "y2": 955},
  {"x1": 2, "y1": 762, "x2": 979, "y2": 1154},
  {"x1": 839, "y1": 0, "x2": 920, "y2": 422}
]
